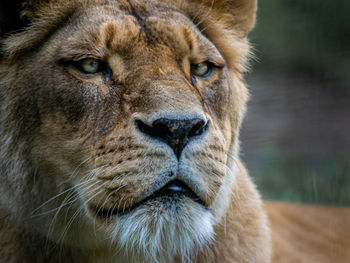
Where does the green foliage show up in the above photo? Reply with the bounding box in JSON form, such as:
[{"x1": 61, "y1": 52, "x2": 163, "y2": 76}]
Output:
[
  {"x1": 243, "y1": 0, "x2": 350, "y2": 206},
  {"x1": 245, "y1": 147, "x2": 350, "y2": 206},
  {"x1": 250, "y1": 0, "x2": 350, "y2": 77}
]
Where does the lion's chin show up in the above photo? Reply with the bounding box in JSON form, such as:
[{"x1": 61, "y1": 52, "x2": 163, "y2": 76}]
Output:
[{"x1": 94, "y1": 198, "x2": 214, "y2": 263}]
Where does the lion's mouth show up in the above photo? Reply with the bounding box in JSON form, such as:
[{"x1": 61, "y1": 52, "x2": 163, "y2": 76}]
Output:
[{"x1": 89, "y1": 180, "x2": 205, "y2": 219}]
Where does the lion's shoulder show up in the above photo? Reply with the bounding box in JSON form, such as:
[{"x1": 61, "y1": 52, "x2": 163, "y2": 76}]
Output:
[{"x1": 265, "y1": 201, "x2": 350, "y2": 263}]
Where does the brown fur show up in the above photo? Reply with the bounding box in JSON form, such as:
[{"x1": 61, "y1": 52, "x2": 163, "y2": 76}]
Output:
[{"x1": 0, "y1": 1, "x2": 348, "y2": 263}]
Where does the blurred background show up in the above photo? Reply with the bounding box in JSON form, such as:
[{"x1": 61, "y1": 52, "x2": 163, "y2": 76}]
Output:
[{"x1": 241, "y1": 0, "x2": 350, "y2": 206}]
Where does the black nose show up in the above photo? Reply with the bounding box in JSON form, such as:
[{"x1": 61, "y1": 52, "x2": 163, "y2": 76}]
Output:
[{"x1": 136, "y1": 117, "x2": 209, "y2": 158}]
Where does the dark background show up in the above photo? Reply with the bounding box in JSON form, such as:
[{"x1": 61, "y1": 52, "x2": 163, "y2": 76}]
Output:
[{"x1": 241, "y1": 0, "x2": 350, "y2": 205}]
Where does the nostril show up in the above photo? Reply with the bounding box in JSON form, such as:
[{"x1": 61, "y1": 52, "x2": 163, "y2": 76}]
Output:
[
  {"x1": 188, "y1": 119, "x2": 208, "y2": 138},
  {"x1": 152, "y1": 120, "x2": 172, "y2": 138},
  {"x1": 135, "y1": 119, "x2": 171, "y2": 139},
  {"x1": 135, "y1": 119, "x2": 150, "y2": 135},
  {"x1": 135, "y1": 117, "x2": 208, "y2": 158}
]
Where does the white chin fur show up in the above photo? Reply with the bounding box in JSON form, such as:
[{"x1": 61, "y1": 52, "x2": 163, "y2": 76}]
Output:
[{"x1": 110, "y1": 199, "x2": 214, "y2": 263}]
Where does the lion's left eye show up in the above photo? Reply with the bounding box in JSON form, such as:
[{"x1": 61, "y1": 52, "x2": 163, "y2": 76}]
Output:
[
  {"x1": 191, "y1": 62, "x2": 213, "y2": 78},
  {"x1": 75, "y1": 58, "x2": 101, "y2": 74}
]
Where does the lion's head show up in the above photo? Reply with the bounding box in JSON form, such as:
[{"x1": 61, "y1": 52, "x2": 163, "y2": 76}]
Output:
[{"x1": 0, "y1": 1, "x2": 270, "y2": 262}]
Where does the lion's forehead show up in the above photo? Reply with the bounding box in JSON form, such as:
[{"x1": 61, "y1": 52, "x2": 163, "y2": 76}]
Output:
[{"x1": 59, "y1": 5, "x2": 220, "y2": 64}]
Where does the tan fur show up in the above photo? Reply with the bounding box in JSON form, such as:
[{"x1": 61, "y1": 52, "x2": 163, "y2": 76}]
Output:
[
  {"x1": 265, "y1": 202, "x2": 350, "y2": 263},
  {"x1": 0, "y1": 1, "x2": 348, "y2": 263}
]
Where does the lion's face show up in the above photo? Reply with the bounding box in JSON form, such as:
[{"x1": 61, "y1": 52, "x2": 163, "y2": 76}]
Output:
[{"x1": 0, "y1": 0, "x2": 256, "y2": 262}]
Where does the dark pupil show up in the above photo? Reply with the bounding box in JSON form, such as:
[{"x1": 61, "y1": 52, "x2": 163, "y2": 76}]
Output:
[
  {"x1": 89, "y1": 61, "x2": 97, "y2": 68},
  {"x1": 87, "y1": 60, "x2": 97, "y2": 70}
]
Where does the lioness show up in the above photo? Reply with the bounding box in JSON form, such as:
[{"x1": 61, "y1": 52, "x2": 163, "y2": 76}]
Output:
[{"x1": 0, "y1": 1, "x2": 348, "y2": 263}]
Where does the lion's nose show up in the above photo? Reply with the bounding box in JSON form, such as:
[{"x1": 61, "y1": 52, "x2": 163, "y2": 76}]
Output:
[{"x1": 135, "y1": 118, "x2": 209, "y2": 158}]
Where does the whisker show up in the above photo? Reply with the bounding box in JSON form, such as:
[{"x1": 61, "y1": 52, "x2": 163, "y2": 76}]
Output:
[
  {"x1": 43, "y1": 179, "x2": 104, "y2": 250},
  {"x1": 31, "y1": 177, "x2": 97, "y2": 216},
  {"x1": 59, "y1": 157, "x2": 92, "y2": 186},
  {"x1": 56, "y1": 186, "x2": 108, "y2": 245}
]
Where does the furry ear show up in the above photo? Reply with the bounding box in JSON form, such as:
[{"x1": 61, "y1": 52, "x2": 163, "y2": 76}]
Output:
[
  {"x1": 0, "y1": 0, "x2": 52, "y2": 38},
  {"x1": 175, "y1": 0, "x2": 257, "y2": 72},
  {"x1": 218, "y1": 0, "x2": 258, "y2": 36},
  {"x1": 184, "y1": 0, "x2": 257, "y2": 37},
  {"x1": 0, "y1": 1, "x2": 30, "y2": 38},
  {"x1": 19, "y1": 0, "x2": 54, "y2": 21}
]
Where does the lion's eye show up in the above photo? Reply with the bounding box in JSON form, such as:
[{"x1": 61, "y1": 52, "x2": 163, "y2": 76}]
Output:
[
  {"x1": 191, "y1": 62, "x2": 213, "y2": 78},
  {"x1": 75, "y1": 58, "x2": 101, "y2": 74}
]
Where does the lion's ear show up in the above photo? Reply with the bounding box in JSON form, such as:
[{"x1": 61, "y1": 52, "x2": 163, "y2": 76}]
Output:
[
  {"x1": 185, "y1": 0, "x2": 257, "y2": 37},
  {"x1": 219, "y1": 0, "x2": 258, "y2": 36},
  {"x1": 0, "y1": 0, "x2": 51, "y2": 37},
  {"x1": 0, "y1": 1, "x2": 29, "y2": 38}
]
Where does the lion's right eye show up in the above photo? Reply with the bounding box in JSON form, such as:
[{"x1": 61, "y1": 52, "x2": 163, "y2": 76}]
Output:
[
  {"x1": 74, "y1": 58, "x2": 102, "y2": 74},
  {"x1": 191, "y1": 61, "x2": 213, "y2": 78}
]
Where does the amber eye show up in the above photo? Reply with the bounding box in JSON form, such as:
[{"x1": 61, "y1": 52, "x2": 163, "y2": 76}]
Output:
[
  {"x1": 191, "y1": 62, "x2": 213, "y2": 78},
  {"x1": 75, "y1": 58, "x2": 101, "y2": 74}
]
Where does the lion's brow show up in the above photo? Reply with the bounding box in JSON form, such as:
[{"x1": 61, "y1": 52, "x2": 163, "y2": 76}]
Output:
[{"x1": 126, "y1": 0, "x2": 146, "y2": 32}]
